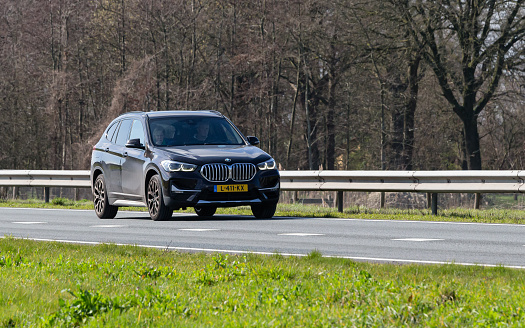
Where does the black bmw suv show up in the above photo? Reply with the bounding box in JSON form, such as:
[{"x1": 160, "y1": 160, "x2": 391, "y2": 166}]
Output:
[{"x1": 91, "y1": 111, "x2": 280, "y2": 221}]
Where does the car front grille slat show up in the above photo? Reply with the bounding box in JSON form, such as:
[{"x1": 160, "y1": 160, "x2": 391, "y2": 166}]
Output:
[{"x1": 201, "y1": 163, "x2": 256, "y2": 182}]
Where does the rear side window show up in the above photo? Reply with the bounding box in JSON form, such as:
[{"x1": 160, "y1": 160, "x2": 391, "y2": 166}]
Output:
[
  {"x1": 105, "y1": 122, "x2": 119, "y2": 142},
  {"x1": 128, "y1": 120, "x2": 145, "y2": 145},
  {"x1": 115, "y1": 119, "x2": 132, "y2": 146}
]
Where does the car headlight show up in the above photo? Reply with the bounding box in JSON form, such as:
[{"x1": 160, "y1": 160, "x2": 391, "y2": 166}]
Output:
[
  {"x1": 161, "y1": 160, "x2": 197, "y2": 172},
  {"x1": 257, "y1": 159, "x2": 276, "y2": 170}
]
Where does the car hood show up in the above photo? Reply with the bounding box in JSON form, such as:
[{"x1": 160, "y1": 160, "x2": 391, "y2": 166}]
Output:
[{"x1": 160, "y1": 145, "x2": 271, "y2": 164}]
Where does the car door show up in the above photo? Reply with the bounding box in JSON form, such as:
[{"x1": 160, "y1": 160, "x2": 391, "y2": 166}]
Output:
[
  {"x1": 99, "y1": 120, "x2": 122, "y2": 199},
  {"x1": 108, "y1": 119, "x2": 132, "y2": 199},
  {"x1": 121, "y1": 119, "x2": 146, "y2": 201}
]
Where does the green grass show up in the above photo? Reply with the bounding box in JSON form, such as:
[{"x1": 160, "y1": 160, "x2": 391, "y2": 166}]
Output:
[
  {"x1": 1, "y1": 237, "x2": 525, "y2": 327},
  {"x1": 489, "y1": 194, "x2": 525, "y2": 209},
  {"x1": 2, "y1": 198, "x2": 525, "y2": 224}
]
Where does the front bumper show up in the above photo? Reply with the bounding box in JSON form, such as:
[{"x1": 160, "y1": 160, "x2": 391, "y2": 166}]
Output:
[{"x1": 162, "y1": 171, "x2": 280, "y2": 209}]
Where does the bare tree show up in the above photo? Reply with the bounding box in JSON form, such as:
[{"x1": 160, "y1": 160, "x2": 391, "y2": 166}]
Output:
[{"x1": 394, "y1": 0, "x2": 525, "y2": 170}]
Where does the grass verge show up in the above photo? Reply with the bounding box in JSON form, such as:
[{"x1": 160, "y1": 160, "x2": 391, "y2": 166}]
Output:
[
  {"x1": 1, "y1": 237, "x2": 524, "y2": 327},
  {"x1": 2, "y1": 198, "x2": 525, "y2": 224}
]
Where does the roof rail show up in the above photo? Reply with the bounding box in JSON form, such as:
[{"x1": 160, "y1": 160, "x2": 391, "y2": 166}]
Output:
[
  {"x1": 118, "y1": 111, "x2": 145, "y2": 117},
  {"x1": 207, "y1": 110, "x2": 224, "y2": 117}
]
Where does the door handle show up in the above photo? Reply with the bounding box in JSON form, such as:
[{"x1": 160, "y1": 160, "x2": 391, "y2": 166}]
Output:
[{"x1": 123, "y1": 152, "x2": 128, "y2": 157}]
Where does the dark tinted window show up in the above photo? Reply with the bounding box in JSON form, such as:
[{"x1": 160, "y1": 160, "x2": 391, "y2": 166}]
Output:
[
  {"x1": 128, "y1": 120, "x2": 145, "y2": 145},
  {"x1": 148, "y1": 116, "x2": 245, "y2": 146},
  {"x1": 106, "y1": 121, "x2": 119, "y2": 142},
  {"x1": 115, "y1": 119, "x2": 132, "y2": 146},
  {"x1": 111, "y1": 122, "x2": 121, "y2": 143}
]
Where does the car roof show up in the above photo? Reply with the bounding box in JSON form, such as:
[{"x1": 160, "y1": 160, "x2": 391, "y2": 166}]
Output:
[
  {"x1": 116, "y1": 110, "x2": 224, "y2": 120},
  {"x1": 145, "y1": 110, "x2": 223, "y2": 119}
]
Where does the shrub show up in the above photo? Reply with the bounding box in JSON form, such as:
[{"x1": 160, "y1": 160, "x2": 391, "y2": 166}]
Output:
[{"x1": 52, "y1": 197, "x2": 73, "y2": 206}]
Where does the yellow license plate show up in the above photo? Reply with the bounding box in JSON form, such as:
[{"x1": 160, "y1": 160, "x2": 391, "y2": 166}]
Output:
[{"x1": 214, "y1": 184, "x2": 248, "y2": 192}]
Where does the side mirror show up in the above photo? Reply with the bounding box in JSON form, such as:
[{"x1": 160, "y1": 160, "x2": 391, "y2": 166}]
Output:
[
  {"x1": 125, "y1": 138, "x2": 145, "y2": 149},
  {"x1": 247, "y1": 136, "x2": 260, "y2": 146}
]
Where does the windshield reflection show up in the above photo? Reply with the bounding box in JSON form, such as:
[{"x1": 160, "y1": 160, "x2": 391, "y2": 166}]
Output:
[{"x1": 149, "y1": 116, "x2": 246, "y2": 147}]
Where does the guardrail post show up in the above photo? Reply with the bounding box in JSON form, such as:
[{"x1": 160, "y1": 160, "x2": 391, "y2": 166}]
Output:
[
  {"x1": 431, "y1": 193, "x2": 438, "y2": 215},
  {"x1": 44, "y1": 187, "x2": 50, "y2": 203},
  {"x1": 380, "y1": 192, "x2": 385, "y2": 208},
  {"x1": 427, "y1": 193, "x2": 431, "y2": 209},
  {"x1": 12, "y1": 186, "x2": 18, "y2": 199},
  {"x1": 337, "y1": 191, "x2": 343, "y2": 212}
]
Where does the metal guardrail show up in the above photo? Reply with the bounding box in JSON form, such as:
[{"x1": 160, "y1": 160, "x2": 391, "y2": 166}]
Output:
[
  {"x1": 1, "y1": 169, "x2": 523, "y2": 214},
  {"x1": 279, "y1": 170, "x2": 525, "y2": 214},
  {"x1": 0, "y1": 170, "x2": 91, "y2": 188},
  {"x1": 0, "y1": 170, "x2": 91, "y2": 203},
  {"x1": 279, "y1": 170, "x2": 525, "y2": 193}
]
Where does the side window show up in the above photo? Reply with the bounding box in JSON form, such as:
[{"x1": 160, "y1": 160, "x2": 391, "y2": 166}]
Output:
[
  {"x1": 105, "y1": 121, "x2": 119, "y2": 142},
  {"x1": 128, "y1": 120, "x2": 145, "y2": 145},
  {"x1": 115, "y1": 119, "x2": 132, "y2": 146},
  {"x1": 111, "y1": 122, "x2": 122, "y2": 143}
]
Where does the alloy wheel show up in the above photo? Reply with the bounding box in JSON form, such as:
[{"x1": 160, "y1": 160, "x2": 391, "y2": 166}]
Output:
[
  {"x1": 93, "y1": 174, "x2": 118, "y2": 219},
  {"x1": 148, "y1": 177, "x2": 160, "y2": 217},
  {"x1": 94, "y1": 178, "x2": 105, "y2": 214}
]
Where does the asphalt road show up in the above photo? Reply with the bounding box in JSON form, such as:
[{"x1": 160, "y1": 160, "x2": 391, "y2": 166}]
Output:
[{"x1": 1, "y1": 207, "x2": 525, "y2": 268}]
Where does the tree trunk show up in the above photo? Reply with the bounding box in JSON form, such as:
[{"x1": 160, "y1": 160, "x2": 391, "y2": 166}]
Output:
[
  {"x1": 403, "y1": 54, "x2": 420, "y2": 170},
  {"x1": 326, "y1": 75, "x2": 336, "y2": 170},
  {"x1": 286, "y1": 59, "x2": 301, "y2": 168},
  {"x1": 120, "y1": 0, "x2": 126, "y2": 74},
  {"x1": 391, "y1": 104, "x2": 404, "y2": 169},
  {"x1": 462, "y1": 113, "x2": 482, "y2": 170},
  {"x1": 389, "y1": 52, "x2": 420, "y2": 170},
  {"x1": 303, "y1": 64, "x2": 313, "y2": 170}
]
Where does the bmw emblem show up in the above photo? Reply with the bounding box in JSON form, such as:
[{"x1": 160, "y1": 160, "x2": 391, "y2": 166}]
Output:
[{"x1": 225, "y1": 158, "x2": 232, "y2": 163}]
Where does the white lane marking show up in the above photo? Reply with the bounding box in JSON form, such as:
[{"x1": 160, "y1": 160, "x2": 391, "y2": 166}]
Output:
[
  {"x1": 0, "y1": 207, "x2": 196, "y2": 217},
  {"x1": 3, "y1": 208, "x2": 95, "y2": 212},
  {"x1": 3, "y1": 207, "x2": 525, "y2": 228},
  {"x1": 178, "y1": 229, "x2": 220, "y2": 232},
  {"x1": 90, "y1": 225, "x2": 126, "y2": 228},
  {"x1": 279, "y1": 233, "x2": 325, "y2": 236},
  {"x1": 3, "y1": 236, "x2": 524, "y2": 270},
  {"x1": 17, "y1": 238, "x2": 101, "y2": 245},
  {"x1": 392, "y1": 238, "x2": 444, "y2": 242},
  {"x1": 12, "y1": 221, "x2": 47, "y2": 225},
  {"x1": 321, "y1": 218, "x2": 525, "y2": 227}
]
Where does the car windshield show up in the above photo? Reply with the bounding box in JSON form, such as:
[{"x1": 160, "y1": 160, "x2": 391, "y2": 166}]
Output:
[{"x1": 148, "y1": 116, "x2": 246, "y2": 147}]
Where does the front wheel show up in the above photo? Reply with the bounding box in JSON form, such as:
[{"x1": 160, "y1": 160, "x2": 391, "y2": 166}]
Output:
[
  {"x1": 251, "y1": 203, "x2": 277, "y2": 219},
  {"x1": 147, "y1": 175, "x2": 173, "y2": 221},
  {"x1": 194, "y1": 206, "x2": 217, "y2": 217},
  {"x1": 93, "y1": 174, "x2": 118, "y2": 219}
]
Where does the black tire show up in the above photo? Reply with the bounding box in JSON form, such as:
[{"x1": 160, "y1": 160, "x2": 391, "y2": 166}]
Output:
[
  {"x1": 93, "y1": 174, "x2": 118, "y2": 219},
  {"x1": 194, "y1": 206, "x2": 217, "y2": 217},
  {"x1": 147, "y1": 175, "x2": 173, "y2": 221},
  {"x1": 251, "y1": 203, "x2": 277, "y2": 219}
]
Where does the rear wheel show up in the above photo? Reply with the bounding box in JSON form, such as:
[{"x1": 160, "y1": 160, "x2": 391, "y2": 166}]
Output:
[
  {"x1": 93, "y1": 174, "x2": 118, "y2": 219},
  {"x1": 147, "y1": 175, "x2": 173, "y2": 221},
  {"x1": 194, "y1": 206, "x2": 217, "y2": 217},
  {"x1": 251, "y1": 203, "x2": 277, "y2": 219}
]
